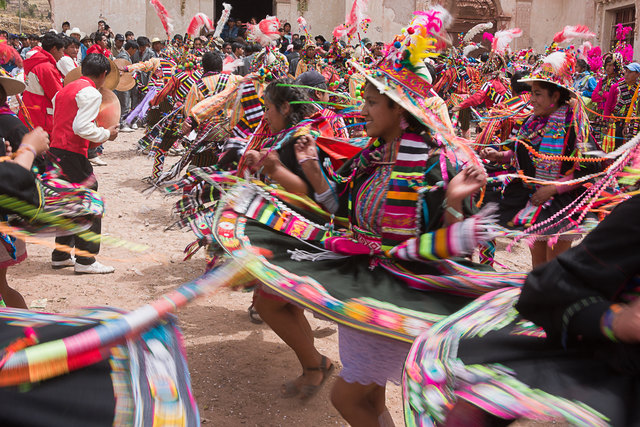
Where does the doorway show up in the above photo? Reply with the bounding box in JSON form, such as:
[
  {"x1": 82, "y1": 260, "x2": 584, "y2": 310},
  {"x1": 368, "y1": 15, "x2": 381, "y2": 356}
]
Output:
[{"x1": 214, "y1": 0, "x2": 273, "y2": 24}]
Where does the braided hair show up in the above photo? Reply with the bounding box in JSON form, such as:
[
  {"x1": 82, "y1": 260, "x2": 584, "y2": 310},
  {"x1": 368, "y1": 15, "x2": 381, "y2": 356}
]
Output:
[{"x1": 264, "y1": 78, "x2": 315, "y2": 129}]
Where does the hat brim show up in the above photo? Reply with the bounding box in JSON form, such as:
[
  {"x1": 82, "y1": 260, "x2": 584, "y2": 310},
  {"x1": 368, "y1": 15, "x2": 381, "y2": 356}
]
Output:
[
  {"x1": 349, "y1": 60, "x2": 455, "y2": 136},
  {"x1": 64, "y1": 59, "x2": 120, "y2": 91},
  {"x1": 518, "y1": 77, "x2": 577, "y2": 97},
  {"x1": 0, "y1": 76, "x2": 26, "y2": 96}
]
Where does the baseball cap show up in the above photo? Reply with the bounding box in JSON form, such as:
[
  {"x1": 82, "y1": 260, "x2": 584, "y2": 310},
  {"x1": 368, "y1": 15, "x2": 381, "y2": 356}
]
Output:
[
  {"x1": 115, "y1": 33, "x2": 125, "y2": 41},
  {"x1": 625, "y1": 62, "x2": 640, "y2": 73},
  {"x1": 294, "y1": 70, "x2": 326, "y2": 88}
]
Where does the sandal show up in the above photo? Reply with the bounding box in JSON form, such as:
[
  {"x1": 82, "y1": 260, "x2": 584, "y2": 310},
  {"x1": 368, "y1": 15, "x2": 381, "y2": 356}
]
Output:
[
  {"x1": 299, "y1": 355, "x2": 334, "y2": 401},
  {"x1": 281, "y1": 378, "x2": 302, "y2": 398},
  {"x1": 248, "y1": 304, "x2": 263, "y2": 324}
]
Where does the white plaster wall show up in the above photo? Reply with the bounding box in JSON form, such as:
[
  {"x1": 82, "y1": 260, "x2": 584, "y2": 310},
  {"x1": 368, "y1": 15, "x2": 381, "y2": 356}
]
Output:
[
  {"x1": 276, "y1": 0, "x2": 413, "y2": 44},
  {"x1": 51, "y1": 0, "x2": 214, "y2": 40}
]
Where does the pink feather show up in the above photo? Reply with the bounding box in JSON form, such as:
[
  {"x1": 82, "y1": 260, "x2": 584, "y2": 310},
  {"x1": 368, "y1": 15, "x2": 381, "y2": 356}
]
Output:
[
  {"x1": 187, "y1": 13, "x2": 214, "y2": 37},
  {"x1": 483, "y1": 32, "x2": 494, "y2": 43},
  {"x1": 297, "y1": 16, "x2": 308, "y2": 33},
  {"x1": 247, "y1": 16, "x2": 281, "y2": 47},
  {"x1": 553, "y1": 25, "x2": 595, "y2": 44},
  {"x1": 345, "y1": 0, "x2": 370, "y2": 36},
  {"x1": 586, "y1": 46, "x2": 603, "y2": 71},
  {"x1": 491, "y1": 28, "x2": 522, "y2": 54},
  {"x1": 577, "y1": 41, "x2": 592, "y2": 60},
  {"x1": 150, "y1": 0, "x2": 173, "y2": 37},
  {"x1": 333, "y1": 24, "x2": 348, "y2": 40}
]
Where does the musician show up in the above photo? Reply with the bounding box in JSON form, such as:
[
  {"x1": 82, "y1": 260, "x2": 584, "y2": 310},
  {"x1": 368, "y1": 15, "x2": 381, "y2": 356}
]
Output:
[{"x1": 48, "y1": 53, "x2": 118, "y2": 274}]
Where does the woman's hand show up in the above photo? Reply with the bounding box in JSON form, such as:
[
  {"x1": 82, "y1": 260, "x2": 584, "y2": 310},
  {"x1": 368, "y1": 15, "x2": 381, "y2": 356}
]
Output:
[
  {"x1": 530, "y1": 185, "x2": 557, "y2": 206},
  {"x1": 243, "y1": 149, "x2": 261, "y2": 173},
  {"x1": 294, "y1": 135, "x2": 318, "y2": 163},
  {"x1": 446, "y1": 165, "x2": 487, "y2": 202},
  {"x1": 259, "y1": 149, "x2": 283, "y2": 176},
  {"x1": 611, "y1": 299, "x2": 640, "y2": 343},
  {"x1": 21, "y1": 127, "x2": 49, "y2": 155},
  {"x1": 479, "y1": 147, "x2": 500, "y2": 162}
]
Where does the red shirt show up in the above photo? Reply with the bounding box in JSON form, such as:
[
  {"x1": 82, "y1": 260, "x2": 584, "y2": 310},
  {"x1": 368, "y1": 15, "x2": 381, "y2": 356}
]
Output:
[{"x1": 86, "y1": 44, "x2": 110, "y2": 58}]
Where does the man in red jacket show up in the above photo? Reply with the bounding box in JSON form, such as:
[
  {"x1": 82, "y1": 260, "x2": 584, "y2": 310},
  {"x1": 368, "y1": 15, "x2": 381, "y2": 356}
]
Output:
[
  {"x1": 49, "y1": 53, "x2": 119, "y2": 274},
  {"x1": 86, "y1": 33, "x2": 110, "y2": 58},
  {"x1": 19, "y1": 33, "x2": 65, "y2": 133}
]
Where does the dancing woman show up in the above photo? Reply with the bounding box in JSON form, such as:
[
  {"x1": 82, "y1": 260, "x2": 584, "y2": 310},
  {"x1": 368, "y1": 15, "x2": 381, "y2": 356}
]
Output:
[
  {"x1": 479, "y1": 52, "x2": 598, "y2": 267},
  {"x1": 214, "y1": 10, "x2": 526, "y2": 426}
]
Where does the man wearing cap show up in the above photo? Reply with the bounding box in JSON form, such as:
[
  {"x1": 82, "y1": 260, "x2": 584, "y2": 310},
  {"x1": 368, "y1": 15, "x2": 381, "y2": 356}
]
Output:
[
  {"x1": 49, "y1": 53, "x2": 118, "y2": 274},
  {"x1": 608, "y1": 62, "x2": 640, "y2": 147},
  {"x1": 111, "y1": 33, "x2": 125, "y2": 58},
  {"x1": 19, "y1": 33, "x2": 65, "y2": 134}
]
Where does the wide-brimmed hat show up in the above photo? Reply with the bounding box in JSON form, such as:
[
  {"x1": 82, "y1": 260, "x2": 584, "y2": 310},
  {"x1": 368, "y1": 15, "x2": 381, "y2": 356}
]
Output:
[
  {"x1": 0, "y1": 75, "x2": 26, "y2": 96},
  {"x1": 151, "y1": 37, "x2": 164, "y2": 45},
  {"x1": 64, "y1": 57, "x2": 120, "y2": 91},
  {"x1": 66, "y1": 27, "x2": 84, "y2": 39},
  {"x1": 519, "y1": 51, "x2": 577, "y2": 94},
  {"x1": 348, "y1": 7, "x2": 455, "y2": 131}
]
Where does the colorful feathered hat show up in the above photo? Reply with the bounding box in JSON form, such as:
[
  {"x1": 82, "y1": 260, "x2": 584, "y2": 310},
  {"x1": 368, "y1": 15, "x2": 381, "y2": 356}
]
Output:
[
  {"x1": 519, "y1": 50, "x2": 577, "y2": 92},
  {"x1": 348, "y1": 6, "x2": 455, "y2": 130}
]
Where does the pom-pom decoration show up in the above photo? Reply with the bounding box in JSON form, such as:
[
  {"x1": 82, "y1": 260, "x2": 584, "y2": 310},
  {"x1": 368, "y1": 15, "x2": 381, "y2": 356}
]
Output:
[
  {"x1": 616, "y1": 24, "x2": 633, "y2": 42},
  {"x1": 586, "y1": 45, "x2": 603, "y2": 71}
]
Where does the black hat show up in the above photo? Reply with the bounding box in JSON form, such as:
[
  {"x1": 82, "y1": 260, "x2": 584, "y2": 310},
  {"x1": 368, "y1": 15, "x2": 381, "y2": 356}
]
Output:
[{"x1": 115, "y1": 33, "x2": 125, "y2": 41}]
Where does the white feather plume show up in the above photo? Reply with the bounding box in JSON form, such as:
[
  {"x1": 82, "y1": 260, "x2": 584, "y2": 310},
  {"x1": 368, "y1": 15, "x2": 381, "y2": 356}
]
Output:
[
  {"x1": 463, "y1": 43, "x2": 481, "y2": 57},
  {"x1": 542, "y1": 51, "x2": 568, "y2": 74},
  {"x1": 213, "y1": 3, "x2": 232, "y2": 39},
  {"x1": 492, "y1": 28, "x2": 523, "y2": 54},
  {"x1": 463, "y1": 22, "x2": 494, "y2": 44}
]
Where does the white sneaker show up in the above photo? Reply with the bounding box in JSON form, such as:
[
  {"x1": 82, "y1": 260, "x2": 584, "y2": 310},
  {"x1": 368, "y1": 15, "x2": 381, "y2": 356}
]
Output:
[
  {"x1": 120, "y1": 125, "x2": 134, "y2": 132},
  {"x1": 51, "y1": 257, "x2": 75, "y2": 269},
  {"x1": 132, "y1": 123, "x2": 139, "y2": 129},
  {"x1": 74, "y1": 261, "x2": 115, "y2": 274},
  {"x1": 89, "y1": 157, "x2": 107, "y2": 166}
]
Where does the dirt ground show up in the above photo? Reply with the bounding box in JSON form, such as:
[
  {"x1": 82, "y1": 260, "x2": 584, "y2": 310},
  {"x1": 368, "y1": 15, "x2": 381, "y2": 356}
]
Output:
[{"x1": 10, "y1": 129, "x2": 533, "y2": 426}]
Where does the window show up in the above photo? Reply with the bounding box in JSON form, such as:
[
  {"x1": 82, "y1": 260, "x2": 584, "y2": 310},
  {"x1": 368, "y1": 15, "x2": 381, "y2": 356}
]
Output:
[{"x1": 610, "y1": 6, "x2": 636, "y2": 49}]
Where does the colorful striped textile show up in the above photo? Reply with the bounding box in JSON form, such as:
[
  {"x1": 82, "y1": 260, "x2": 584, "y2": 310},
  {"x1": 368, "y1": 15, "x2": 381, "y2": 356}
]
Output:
[
  {"x1": 0, "y1": 306, "x2": 200, "y2": 426},
  {"x1": 211, "y1": 189, "x2": 526, "y2": 341},
  {"x1": 403, "y1": 287, "x2": 608, "y2": 427},
  {"x1": 0, "y1": 258, "x2": 251, "y2": 386},
  {"x1": 386, "y1": 207, "x2": 496, "y2": 262}
]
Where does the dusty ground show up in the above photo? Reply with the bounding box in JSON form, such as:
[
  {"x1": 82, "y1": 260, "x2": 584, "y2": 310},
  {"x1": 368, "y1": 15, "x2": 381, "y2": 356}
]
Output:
[{"x1": 10, "y1": 129, "x2": 533, "y2": 426}]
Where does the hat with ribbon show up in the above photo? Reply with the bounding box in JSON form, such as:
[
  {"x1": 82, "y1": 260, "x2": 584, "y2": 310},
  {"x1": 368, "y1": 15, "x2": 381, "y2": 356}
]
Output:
[{"x1": 348, "y1": 6, "x2": 454, "y2": 131}]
